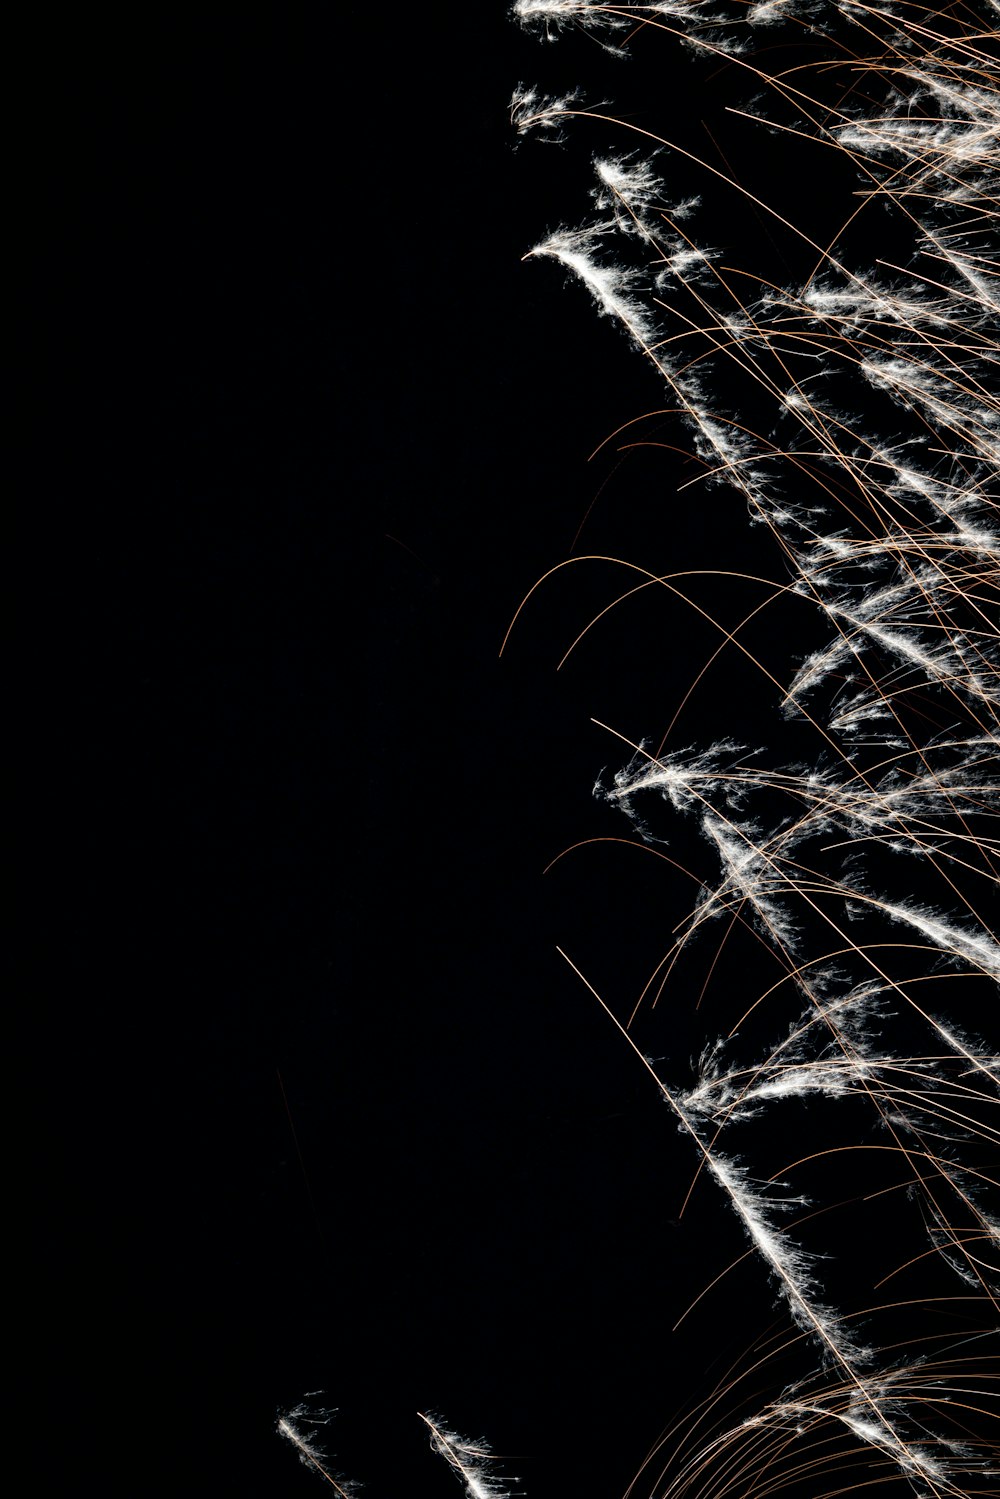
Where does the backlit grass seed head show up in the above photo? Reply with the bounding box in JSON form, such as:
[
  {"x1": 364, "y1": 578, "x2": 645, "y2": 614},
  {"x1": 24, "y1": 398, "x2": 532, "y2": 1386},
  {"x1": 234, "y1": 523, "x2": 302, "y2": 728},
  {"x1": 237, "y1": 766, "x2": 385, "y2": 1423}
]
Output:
[{"x1": 419, "y1": 1414, "x2": 520, "y2": 1499}]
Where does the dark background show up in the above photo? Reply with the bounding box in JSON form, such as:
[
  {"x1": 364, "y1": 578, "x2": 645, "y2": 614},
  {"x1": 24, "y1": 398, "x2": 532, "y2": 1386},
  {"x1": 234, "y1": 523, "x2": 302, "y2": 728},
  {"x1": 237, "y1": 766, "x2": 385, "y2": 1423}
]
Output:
[{"x1": 31, "y1": 5, "x2": 993, "y2": 1495}]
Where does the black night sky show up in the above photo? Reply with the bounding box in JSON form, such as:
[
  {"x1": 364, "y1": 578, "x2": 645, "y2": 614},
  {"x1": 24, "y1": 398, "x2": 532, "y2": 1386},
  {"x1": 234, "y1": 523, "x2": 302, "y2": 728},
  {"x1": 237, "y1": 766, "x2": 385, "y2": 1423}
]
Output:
[{"x1": 33, "y1": 5, "x2": 996, "y2": 1495}]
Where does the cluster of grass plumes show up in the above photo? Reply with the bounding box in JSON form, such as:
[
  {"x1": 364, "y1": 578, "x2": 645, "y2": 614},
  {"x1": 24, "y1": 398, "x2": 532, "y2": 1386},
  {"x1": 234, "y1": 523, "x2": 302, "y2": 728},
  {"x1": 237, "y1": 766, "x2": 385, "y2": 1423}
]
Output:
[
  {"x1": 278, "y1": 1406, "x2": 520, "y2": 1498},
  {"x1": 514, "y1": 2, "x2": 998, "y2": 1494}
]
